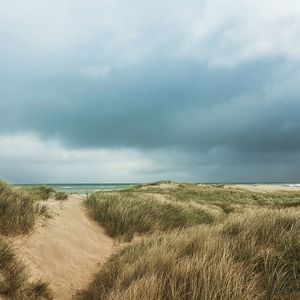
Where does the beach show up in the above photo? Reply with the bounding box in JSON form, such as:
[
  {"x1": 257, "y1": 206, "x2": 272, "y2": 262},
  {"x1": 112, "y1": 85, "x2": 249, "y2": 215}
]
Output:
[{"x1": 2, "y1": 181, "x2": 300, "y2": 299}]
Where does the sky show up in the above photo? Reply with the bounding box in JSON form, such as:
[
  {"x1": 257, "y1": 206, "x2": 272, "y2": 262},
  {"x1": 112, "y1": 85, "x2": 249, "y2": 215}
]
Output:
[{"x1": 1, "y1": 0, "x2": 300, "y2": 183}]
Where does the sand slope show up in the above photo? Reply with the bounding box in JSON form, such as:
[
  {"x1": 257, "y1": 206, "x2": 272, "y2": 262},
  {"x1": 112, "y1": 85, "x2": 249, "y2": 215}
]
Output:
[
  {"x1": 227, "y1": 184, "x2": 300, "y2": 193},
  {"x1": 13, "y1": 195, "x2": 114, "y2": 300}
]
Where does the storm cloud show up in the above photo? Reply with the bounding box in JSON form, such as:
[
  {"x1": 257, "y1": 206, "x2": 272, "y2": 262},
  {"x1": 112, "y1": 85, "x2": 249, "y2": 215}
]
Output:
[{"x1": 1, "y1": 0, "x2": 300, "y2": 183}]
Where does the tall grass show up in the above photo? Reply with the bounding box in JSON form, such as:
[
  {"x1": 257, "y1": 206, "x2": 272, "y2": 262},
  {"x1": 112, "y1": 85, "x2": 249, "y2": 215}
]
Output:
[
  {"x1": 54, "y1": 191, "x2": 68, "y2": 201},
  {"x1": 0, "y1": 181, "x2": 53, "y2": 298},
  {"x1": 24, "y1": 186, "x2": 68, "y2": 201},
  {"x1": 0, "y1": 237, "x2": 53, "y2": 299},
  {"x1": 87, "y1": 192, "x2": 214, "y2": 241},
  {"x1": 82, "y1": 183, "x2": 300, "y2": 299},
  {"x1": 0, "y1": 181, "x2": 47, "y2": 235},
  {"x1": 25, "y1": 186, "x2": 56, "y2": 200},
  {"x1": 81, "y1": 208, "x2": 300, "y2": 300},
  {"x1": 127, "y1": 182, "x2": 300, "y2": 206}
]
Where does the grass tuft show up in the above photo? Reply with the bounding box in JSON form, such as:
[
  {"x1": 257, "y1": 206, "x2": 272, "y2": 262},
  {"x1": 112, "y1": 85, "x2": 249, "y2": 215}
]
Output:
[
  {"x1": 0, "y1": 238, "x2": 53, "y2": 299},
  {"x1": 87, "y1": 192, "x2": 214, "y2": 241},
  {"x1": 0, "y1": 180, "x2": 47, "y2": 235},
  {"x1": 55, "y1": 192, "x2": 68, "y2": 201},
  {"x1": 24, "y1": 186, "x2": 56, "y2": 200}
]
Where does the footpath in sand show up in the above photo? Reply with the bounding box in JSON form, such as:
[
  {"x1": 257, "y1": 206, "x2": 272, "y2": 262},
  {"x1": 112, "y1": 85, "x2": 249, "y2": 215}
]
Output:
[{"x1": 13, "y1": 195, "x2": 115, "y2": 300}]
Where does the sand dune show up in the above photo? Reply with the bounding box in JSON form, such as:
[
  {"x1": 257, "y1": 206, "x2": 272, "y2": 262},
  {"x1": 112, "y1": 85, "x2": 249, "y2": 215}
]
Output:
[
  {"x1": 227, "y1": 184, "x2": 300, "y2": 193},
  {"x1": 13, "y1": 195, "x2": 115, "y2": 300}
]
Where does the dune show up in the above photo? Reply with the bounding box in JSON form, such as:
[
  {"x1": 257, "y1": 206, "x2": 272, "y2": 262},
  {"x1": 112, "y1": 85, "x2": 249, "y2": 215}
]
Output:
[
  {"x1": 12, "y1": 195, "x2": 115, "y2": 300},
  {"x1": 227, "y1": 184, "x2": 300, "y2": 193}
]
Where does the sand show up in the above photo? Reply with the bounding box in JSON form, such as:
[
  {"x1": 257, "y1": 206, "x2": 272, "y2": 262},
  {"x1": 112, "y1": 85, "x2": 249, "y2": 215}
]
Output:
[
  {"x1": 227, "y1": 184, "x2": 300, "y2": 193},
  {"x1": 13, "y1": 195, "x2": 115, "y2": 300}
]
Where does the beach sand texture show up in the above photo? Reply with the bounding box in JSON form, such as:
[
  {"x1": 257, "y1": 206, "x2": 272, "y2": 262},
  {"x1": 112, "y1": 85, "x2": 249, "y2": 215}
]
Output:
[
  {"x1": 227, "y1": 184, "x2": 300, "y2": 193},
  {"x1": 12, "y1": 195, "x2": 114, "y2": 300}
]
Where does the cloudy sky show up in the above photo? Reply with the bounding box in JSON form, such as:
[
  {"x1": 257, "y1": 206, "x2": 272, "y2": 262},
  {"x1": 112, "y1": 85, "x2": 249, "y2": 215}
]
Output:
[{"x1": 1, "y1": 0, "x2": 300, "y2": 183}]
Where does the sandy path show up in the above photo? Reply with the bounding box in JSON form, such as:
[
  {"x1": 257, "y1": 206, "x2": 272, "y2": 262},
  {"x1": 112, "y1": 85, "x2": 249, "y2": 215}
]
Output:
[{"x1": 13, "y1": 195, "x2": 115, "y2": 300}]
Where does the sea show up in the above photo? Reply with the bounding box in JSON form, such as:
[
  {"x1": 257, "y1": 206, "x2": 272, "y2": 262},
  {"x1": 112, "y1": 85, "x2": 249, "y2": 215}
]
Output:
[
  {"x1": 15, "y1": 182, "x2": 300, "y2": 195},
  {"x1": 17, "y1": 183, "x2": 136, "y2": 195}
]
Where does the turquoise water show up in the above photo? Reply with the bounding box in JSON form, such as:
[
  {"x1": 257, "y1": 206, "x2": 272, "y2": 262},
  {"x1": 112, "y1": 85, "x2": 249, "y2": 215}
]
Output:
[{"x1": 17, "y1": 183, "x2": 136, "y2": 194}]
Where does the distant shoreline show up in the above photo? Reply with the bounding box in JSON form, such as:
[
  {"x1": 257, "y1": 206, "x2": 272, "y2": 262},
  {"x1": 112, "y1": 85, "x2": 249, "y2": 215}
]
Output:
[{"x1": 13, "y1": 182, "x2": 300, "y2": 194}]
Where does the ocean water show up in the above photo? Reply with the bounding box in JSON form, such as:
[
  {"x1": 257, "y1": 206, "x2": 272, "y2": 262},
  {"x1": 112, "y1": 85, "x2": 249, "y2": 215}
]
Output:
[{"x1": 17, "y1": 183, "x2": 136, "y2": 195}]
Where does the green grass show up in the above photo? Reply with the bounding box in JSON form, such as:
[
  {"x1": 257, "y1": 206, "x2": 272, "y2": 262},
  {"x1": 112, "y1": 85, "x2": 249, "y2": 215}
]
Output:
[
  {"x1": 87, "y1": 192, "x2": 214, "y2": 241},
  {"x1": 0, "y1": 237, "x2": 53, "y2": 299},
  {"x1": 0, "y1": 181, "x2": 48, "y2": 235},
  {"x1": 81, "y1": 208, "x2": 300, "y2": 300}
]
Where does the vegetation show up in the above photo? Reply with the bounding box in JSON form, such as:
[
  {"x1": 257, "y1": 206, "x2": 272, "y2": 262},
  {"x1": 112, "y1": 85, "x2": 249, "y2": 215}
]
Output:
[
  {"x1": 0, "y1": 181, "x2": 48, "y2": 235},
  {"x1": 0, "y1": 181, "x2": 53, "y2": 298},
  {"x1": 21, "y1": 185, "x2": 68, "y2": 201},
  {"x1": 87, "y1": 192, "x2": 214, "y2": 241},
  {"x1": 81, "y1": 208, "x2": 300, "y2": 300},
  {"x1": 55, "y1": 191, "x2": 68, "y2": 201},
  {"x1": 24, "y1": 185, "x2": 56, "y2": 200},
  {"x1": 82, "y1": 182, "x2": 300, "y2": 300},
  {"x1": 127, "y1": 182, "x2": 300, "y2": 205},
  {"x1": 0, "y1": 237, "x2": 53, "y2": 299}
]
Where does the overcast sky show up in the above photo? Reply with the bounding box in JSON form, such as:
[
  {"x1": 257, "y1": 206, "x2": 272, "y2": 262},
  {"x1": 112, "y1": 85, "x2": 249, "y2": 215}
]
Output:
[{"x1": 1, "y1": 0, "x2": 300, "y2": 183}]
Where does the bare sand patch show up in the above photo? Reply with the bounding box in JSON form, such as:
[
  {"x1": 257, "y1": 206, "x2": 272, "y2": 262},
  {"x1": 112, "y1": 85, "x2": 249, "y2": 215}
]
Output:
[
  {"x1": 13, "y1": 195, "x2": 115, "y2": 300},
  {"x1": 227, "y1": 184, "x2": 300, "y2": 193}
]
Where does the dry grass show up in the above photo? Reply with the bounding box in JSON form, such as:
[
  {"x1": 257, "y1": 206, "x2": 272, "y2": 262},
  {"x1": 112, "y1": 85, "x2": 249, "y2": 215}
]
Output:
[
  {"x1": 25, "y1": 186, "x2": 56, "y2": 200},
  {"x1": 126, "y1": 182, "x2": 300, "y2": 207},
  {"x1": 0, "y1": 181, "x2": 48, "y2": 235},
  {"x1": 0, "y1": 237, "x2": 53, "y2": 299},
  {"x1": 81, "y1": 208, "x2": 300, "y2": 300},
  {"x1": 0, "y1": 181, "x2": 53, "y2": 298},
  {"x1": 24, "y1": 186, "x2": 68, "y2": 201},
  {"x1": 86, "y1": 192, "x2": 214, "y2": 241},
  {"x1": 82, "y1": 182, "x2": 300, "y2": 300},
  {"x1": 54, "y1": 191, "x2": 68, "y2": 201}
]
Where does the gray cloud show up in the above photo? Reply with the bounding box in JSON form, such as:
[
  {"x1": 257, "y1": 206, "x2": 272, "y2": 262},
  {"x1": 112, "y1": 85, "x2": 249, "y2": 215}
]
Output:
[{"x1": 1, "y1": 0, "x2": 300, "y2": 182}]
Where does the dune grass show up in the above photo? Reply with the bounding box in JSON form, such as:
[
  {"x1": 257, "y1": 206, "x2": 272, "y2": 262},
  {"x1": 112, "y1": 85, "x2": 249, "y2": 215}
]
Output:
[
  {"x1": 81, "y1": 208, "x2": 300, "y2": 300},
  {"x1": 122, "y1": 182, "x2": 300, "y2": 213},
  {"x1": 0, "y1": 181, "x2": 48, "y2": 235},
  {"x1": 0, "y1": 237, "x2": 53, "y2": 299},
  {"x1": 0, "y1": 181, "x2": 53, "y2": 298},
  {"x1": 86, "y1": 192, "x2": 214, "y2": 241},
  {"x1": 54, "y1": 191, "x2": 68, "y2": 201},
  {"x1": 23, "y1": 185, "x2": 68, "y2": 201},
  {"x1": 25, "y1": 186, "x2": 56, "y2": 200},
  {"x1": 82, "y1": 182, "x2": 300, "y2": 300}
]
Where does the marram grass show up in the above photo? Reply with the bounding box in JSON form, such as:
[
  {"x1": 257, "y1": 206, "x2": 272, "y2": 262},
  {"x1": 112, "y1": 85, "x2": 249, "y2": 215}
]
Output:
[
  {"x1": 0, "y1": 180, "x2": 48, "y2": 235},
  {"x1": 86, "y1": 192, "x2": 214, "y2": 241},
  {"x1": 0, "y1": 237, "x2": 53, "y2": 299},
  {"x1": 82, "y1": 183, "x2": 300, "y2": 300},
  {"x1": 81, "y1": 208, "x2": 300, "y2": 300}
]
